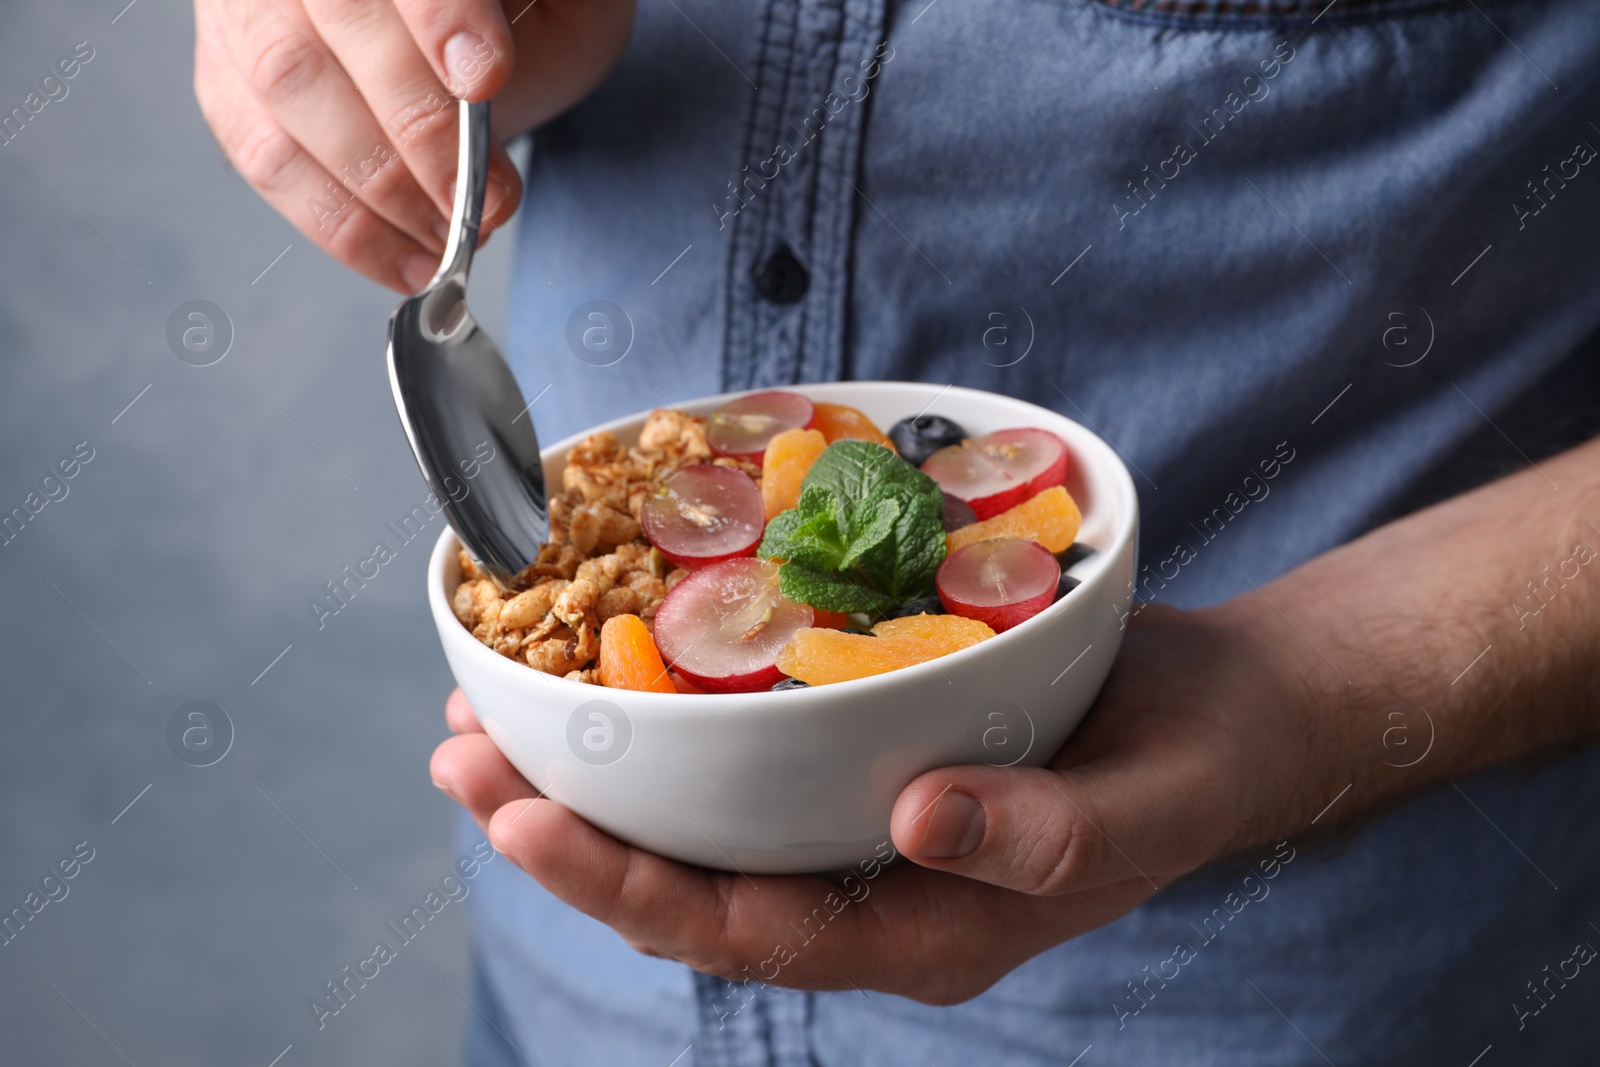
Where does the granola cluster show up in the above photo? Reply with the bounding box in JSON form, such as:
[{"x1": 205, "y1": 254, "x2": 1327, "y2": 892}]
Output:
[{"x1": 450, "y1": 408, "x2": 761, "y2": 683}]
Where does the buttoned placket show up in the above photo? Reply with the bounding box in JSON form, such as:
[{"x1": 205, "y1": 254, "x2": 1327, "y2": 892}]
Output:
[
  {"x1": 691, "y1": 970, "x2": 816, "y2": 1067},
  {"x1": 697, "y1": 0, "x2": 889, "y2": 1060},
  {"x1": 699, "y1": 3, "x2": 891, "y2": 1057},
  {"x1": 718, "y1": 0, "x2": 889, "y2": 395}
]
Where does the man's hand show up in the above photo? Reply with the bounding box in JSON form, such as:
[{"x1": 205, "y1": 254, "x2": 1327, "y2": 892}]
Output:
[
  {"x1": 430, "y1": 435, "x2": 1600, "y2": 1003},
  {"x1": 194, "y1": 0, "x2": 635, "y2": 292},
  {"x1": 429, "y1": 604, "x2": 1326, "y2": 1004}
]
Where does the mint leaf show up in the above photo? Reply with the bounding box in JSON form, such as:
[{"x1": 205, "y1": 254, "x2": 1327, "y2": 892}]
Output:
[
  {"x1": 759, "y1": 486, "x2": 846, "y2": 571},
  {"x1": 839, "y1": 496, "x2": 899, "y2": 571},
  {"x1": 760, "y1": 440, "x2": 949, "y2": 613},
  {"x1": 778, "y1": 563, "x2": 896, "y2": 614},
  {"x1": 855, "y1": 483, "x2": 945, "y2": 602},
  {"x1": 804, "y1": 440, "x2": 944, "y2": 516}
]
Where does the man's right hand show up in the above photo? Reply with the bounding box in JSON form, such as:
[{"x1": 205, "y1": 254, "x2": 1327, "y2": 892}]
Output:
[{"x1": 194, "y1": 0, "x2": 635, "y2": 292}]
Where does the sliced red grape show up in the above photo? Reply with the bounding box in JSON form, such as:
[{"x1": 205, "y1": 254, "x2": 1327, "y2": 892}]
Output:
[
  {"x1": 936, "y1": 537, "x2": 1061, "y2": 632},
  {"x1": 653, "y1": 558, "x2": 815, "y2": 692},
  {"x1": 921, "y1": 427, "x2": 1069, "y2": 520},
  {"x1": 641, "y1": 465, "x2": 766, "y2": 568},
  {"x1": 705, "y1": 391, "x2": 815, "y2": 462},
  {"x1": 922, "y1": 443, "x2": 1028, "y2": 519}
]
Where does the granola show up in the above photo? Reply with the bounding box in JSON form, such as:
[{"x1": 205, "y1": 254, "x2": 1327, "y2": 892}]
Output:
[{"x1": 451, "y1": 408, "x2": 751, "y2": 681}]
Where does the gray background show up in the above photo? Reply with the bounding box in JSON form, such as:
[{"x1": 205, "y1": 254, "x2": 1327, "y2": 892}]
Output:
[{"x1": 0, "y1": 2, "x2": 516, "y2": 1063}]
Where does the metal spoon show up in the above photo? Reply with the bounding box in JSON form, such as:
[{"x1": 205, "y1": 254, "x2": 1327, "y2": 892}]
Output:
[{"x1": 387, "y1": 100, "x2": 547, "y2": 583}]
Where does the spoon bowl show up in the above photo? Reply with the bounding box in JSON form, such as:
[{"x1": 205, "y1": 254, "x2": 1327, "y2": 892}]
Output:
[{"x1": 387, "y1": 100, "x2": 546, "y2": 582}]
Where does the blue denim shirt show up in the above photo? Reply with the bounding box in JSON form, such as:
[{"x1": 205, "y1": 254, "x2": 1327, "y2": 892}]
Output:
[{"x1": 466, "y1": 0, "x2": 1600, "y2": 1062}]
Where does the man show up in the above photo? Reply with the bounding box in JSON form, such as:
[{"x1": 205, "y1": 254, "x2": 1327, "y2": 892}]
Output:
[{"x1": 196, "y1": 0, "x2": 1600, "y2": 1061}]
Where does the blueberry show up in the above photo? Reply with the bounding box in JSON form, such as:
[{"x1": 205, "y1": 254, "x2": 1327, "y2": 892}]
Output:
[
  {"x1": 877, "y1": 596, "x2": 946, "y2": 621},
  {"x1": 1055, "y1": 542, "x2": 1095, "y2": 570},
  {"x1": 770, "y1": 677, "x2": 810, "y2": 691},
  {"x1": 889, "y1": 414, "x2": 968, "y2": 467},
  {"x1": 940, "y1": 494, "x2": 978, "y2": 532},
  {"x1": 1054, "y1": 543, "x2": 1090, "y2": 601}
]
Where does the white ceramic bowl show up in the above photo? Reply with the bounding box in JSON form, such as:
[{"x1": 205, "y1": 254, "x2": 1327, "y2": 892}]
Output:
[{"x1": 428, "y1": 382, "x2": 1138, "y2": 874}]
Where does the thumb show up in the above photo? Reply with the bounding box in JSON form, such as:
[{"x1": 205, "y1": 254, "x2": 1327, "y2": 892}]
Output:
[
  {"x1": 393, "y1": 0, "x2": 516, "y2": 101},
  {"x1": 889, "y1": 757, "x2": 1226, "y2": 896}
]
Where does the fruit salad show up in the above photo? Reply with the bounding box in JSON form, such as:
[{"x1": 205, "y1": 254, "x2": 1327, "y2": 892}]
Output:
[{"x1": 451, "y1": 392, "x2": 1087, "y2": 694}]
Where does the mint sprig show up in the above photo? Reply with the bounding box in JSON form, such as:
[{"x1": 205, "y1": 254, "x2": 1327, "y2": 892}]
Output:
[{"x1": 758, "y1": 441, "x2": 947, "y2": 614}]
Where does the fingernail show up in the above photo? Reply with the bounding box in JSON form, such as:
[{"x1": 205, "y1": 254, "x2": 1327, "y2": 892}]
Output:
[
  {"x1": 400, "y1": 253, "x2": 437, "y2": 292},
  {"x1": 432, "y1": 777, "x2": 457, "y2": 800},
  {"x1": 444, "y1": 31, "x2": 491, "y2": 95},
  {"x1": 917, "y1": 790, "x2": 985, "y2": 859},
  {"x1": 431, "y1": 213, "x2": 451, "y2": 246}
]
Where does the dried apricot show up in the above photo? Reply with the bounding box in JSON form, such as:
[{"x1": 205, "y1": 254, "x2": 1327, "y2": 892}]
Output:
[
  {"x1": 776, "y1": 615, "x2": 995, "y2": 685},
  {"x1": 761, "y1": 427, "x2": 827, "y2": 520},
  {"x1": 946, "y1": 485, "x2": 1081, "y2": 555},
  {"x1": 869, "y1": 614, "x2": 996, "y2": 642},
  {"x1": 598, "y1": 613, "x2": 677, "y2": 693},
  {"x1": 813, "y1": 402, "x2": 894, "y2": 450}
]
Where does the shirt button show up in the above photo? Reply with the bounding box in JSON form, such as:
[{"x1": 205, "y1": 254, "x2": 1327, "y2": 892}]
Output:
[{"x1": 752, "y1": 245, "x2": 809, "y2": 304}]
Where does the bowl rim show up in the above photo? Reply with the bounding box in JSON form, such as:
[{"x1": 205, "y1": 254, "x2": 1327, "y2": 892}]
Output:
[{"x1": 428, "y1": 380, "x2": 1138, "y2": 711}]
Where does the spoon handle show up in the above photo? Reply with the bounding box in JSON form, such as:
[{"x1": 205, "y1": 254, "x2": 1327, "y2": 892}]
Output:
[{"x1": 433, "y1": 99, "x2": 491, "y2": 287}]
